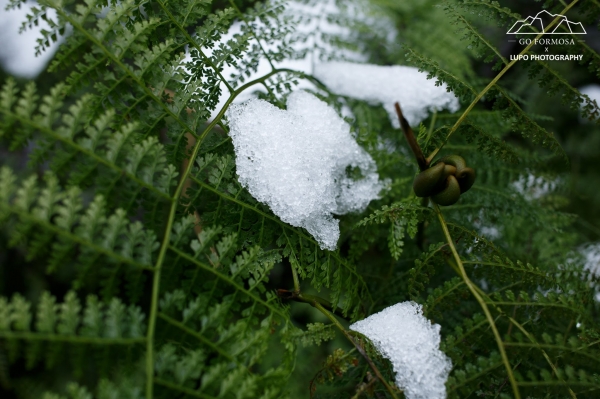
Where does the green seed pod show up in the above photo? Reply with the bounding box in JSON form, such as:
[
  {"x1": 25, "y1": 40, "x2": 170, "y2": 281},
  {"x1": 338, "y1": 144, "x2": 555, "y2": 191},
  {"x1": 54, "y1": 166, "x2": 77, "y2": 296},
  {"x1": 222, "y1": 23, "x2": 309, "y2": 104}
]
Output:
[
  {"x1": 412, "y1": 154, "x2": 476, "y2": 203},
  {"x1": 438, "y1": 155, "x2": 476, "y2": 193},
  {"x1": 413, "y1": 162, "x2": 446, "y2": 197},
  {"x1": 438, "y1": 155, "x2": 466, "y2": 171},
  {"x1": 431, "y1": 175, "x2": 461, "y2": 206},
  {"x1": 431, "y1": 164, "x2": 457, "y2": 194},
  {"x1": 456, "y1": 167, "x2": 476, "y2": 193}
]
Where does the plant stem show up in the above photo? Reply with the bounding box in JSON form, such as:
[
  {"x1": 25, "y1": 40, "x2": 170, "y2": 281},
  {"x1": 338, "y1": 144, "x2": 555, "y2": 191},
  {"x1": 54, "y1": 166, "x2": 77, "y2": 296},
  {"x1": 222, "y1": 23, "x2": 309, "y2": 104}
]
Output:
[
  {"x1": 144, "y1": 68, "x2": 297, "y2": 399},
  {"x1": 426, "y1": 0, "x2": 580, "y2": 163},
  {"x1": 433, "y1": 204, "x2": 520, "y2": 399}
]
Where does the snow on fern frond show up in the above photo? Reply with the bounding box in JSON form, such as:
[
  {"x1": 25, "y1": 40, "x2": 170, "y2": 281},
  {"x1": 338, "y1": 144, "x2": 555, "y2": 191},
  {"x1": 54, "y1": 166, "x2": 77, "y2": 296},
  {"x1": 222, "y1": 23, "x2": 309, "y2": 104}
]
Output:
[
  {"x1": 225, "y1": 90, "x2": 385, "y2": 250},
  {"x1": 314, "y1": 62, "x2": 460, "y2": 127},
  {"x1": 350, "y1": 302, "x2": 452, "y2": 399}
]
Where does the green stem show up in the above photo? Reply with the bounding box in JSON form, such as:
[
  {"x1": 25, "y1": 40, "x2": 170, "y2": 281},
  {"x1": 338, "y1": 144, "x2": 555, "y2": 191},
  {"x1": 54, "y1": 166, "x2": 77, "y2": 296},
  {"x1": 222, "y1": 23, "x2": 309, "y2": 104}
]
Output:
[
  {"x1": 433, "y1": 204, "x2": 520, "y2": 399},
  {"x1": 426, "y1": 0, "x2": 580, "y2": 163},
  {"x1": 144, "y1": 68, "x2": 296, "y2": 399}
]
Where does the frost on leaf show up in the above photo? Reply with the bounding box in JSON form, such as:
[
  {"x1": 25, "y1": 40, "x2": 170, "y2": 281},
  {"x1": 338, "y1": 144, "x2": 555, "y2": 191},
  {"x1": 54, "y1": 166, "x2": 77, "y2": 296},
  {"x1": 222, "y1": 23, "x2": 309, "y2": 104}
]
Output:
[
  {"x1": 314, "y1": 62, "x2": 460, "y2": 127},
  {"x1": 225, "y1": 91, "x2": 385, "y2": 250},
  {"x1": 350, "y1": 302, "x2": 452, "y2": 399}
]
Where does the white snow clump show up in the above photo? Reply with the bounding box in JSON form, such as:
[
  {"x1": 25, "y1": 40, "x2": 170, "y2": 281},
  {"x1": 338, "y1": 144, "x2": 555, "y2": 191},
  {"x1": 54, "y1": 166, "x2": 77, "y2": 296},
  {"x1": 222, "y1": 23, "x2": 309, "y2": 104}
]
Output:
[
  {"x1": 314, "y1": 62, "x2": 460, "y2": 127},
  {"x1": 350, "y1": 301, "x2": 452, "y2": 399},
  {"x1": 225, "y1": 91, "x2": 385, "y2": 250}
]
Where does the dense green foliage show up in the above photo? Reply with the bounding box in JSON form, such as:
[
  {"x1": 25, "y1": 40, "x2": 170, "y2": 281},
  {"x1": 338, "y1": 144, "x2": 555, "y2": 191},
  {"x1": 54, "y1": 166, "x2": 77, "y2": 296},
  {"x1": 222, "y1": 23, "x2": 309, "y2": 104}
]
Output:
[{"x1": 1, "y1": 0, "x2": 600, "y2": 398}]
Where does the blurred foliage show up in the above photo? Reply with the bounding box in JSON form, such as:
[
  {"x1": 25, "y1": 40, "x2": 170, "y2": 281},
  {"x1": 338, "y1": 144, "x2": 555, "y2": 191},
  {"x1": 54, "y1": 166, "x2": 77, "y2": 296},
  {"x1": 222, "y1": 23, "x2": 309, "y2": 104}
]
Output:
[{"x1": 1, "y1": 0, "x2": 600, "y2": 398}]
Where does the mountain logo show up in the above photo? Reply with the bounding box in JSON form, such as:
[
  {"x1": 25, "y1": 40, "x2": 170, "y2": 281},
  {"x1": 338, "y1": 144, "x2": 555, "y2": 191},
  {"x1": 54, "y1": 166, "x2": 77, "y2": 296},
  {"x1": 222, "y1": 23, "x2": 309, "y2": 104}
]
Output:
[{"x1": 507, "y1": 10, "x2": 586, "y2": 34}]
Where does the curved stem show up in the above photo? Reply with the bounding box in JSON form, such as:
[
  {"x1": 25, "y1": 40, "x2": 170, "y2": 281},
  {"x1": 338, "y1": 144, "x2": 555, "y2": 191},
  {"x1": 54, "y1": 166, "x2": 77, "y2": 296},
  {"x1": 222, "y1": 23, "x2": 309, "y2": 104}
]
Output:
[
  {"x1": 144, "y1": 68, "x2": 298, "y2": 399},
  {"x1": 433, "y1": 204, "x2": 520, "y2": 399}
]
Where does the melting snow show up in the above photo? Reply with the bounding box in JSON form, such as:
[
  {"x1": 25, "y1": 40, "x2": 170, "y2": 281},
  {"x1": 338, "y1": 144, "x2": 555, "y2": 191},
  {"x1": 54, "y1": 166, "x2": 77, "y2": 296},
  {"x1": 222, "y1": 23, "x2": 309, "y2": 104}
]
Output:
[
  {"x1": 350, "y1": 302, "x2": 452, "y2": 399},
  {"x1": 314, "y1": 62, "x2": 460, "y2": 127},
  {"x1": 225, "y1": 91, "x2": 385, "y2": 250}
]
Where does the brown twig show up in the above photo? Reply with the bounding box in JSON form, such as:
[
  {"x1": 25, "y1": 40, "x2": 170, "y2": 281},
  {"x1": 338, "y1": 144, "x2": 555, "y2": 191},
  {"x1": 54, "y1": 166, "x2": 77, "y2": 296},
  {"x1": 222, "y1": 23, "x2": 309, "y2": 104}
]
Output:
[{"x1": 394, "y1": 102, "x2": 428, "y2": 172}]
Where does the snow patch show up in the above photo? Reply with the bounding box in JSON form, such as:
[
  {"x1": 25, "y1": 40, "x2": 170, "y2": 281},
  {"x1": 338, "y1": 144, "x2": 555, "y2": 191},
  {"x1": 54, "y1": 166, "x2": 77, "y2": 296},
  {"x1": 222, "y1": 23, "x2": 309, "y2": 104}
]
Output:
[
  {"x1": 313, "y1": 62, "x2": 460, "y2": 127},
  {"x1": 0, "y1": 0, "x2": 63, "y2": 79},
  {"x1": 350, "y1": 302, "x2": 452, "y2": 399},
  {"x1": 225, "y1": 91, "x2": 385, "y2": 250}
]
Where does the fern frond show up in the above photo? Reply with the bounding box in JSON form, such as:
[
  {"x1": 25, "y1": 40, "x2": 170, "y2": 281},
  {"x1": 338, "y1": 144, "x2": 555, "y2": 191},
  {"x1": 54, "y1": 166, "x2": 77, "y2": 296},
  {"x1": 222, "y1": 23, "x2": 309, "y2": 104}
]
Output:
[
  {"x1": 0, "y1": 291, "x2": 146, "y2": 344},
  {"x1": 525, "y1": 59, "x2": 600, "y2": 122},
  {"x1": 443, "y1": 2, "x2": 508, "y2": 71},
  {"x1": 458, "y1": 121, "x2": 520, "y2": 164},
  {"x1": 0, "y1": 167, "x2": 159, "y2": 299},
  {"x1": 404, "y1": 47, "x2": 477, "y2": 105},
  {"x1": 2, "y1": 0, "x2": 599, "y2": 396}
]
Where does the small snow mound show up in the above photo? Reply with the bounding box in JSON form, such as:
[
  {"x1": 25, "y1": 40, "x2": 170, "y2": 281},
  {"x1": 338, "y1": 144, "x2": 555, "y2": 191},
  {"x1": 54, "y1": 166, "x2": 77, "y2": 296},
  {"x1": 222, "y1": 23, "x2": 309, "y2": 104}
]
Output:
[
  {"x1": 350, "y1": 302, "x2": 452, "y2": 399},
  {"x1": 314, "y1": 62, "x2": 460, "y2": 127},
  {"x1": 225, "y1": 91, "x2": 385, "y2": 250}
]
